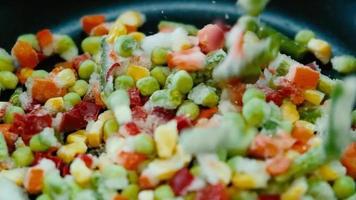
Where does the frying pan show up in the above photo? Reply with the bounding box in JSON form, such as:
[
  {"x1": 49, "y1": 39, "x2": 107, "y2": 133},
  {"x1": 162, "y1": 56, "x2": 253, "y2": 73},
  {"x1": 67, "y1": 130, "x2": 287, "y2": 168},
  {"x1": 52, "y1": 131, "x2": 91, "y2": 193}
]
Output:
[{"x1": 1, "y1": 0, "x2": 355, "y2": 99}]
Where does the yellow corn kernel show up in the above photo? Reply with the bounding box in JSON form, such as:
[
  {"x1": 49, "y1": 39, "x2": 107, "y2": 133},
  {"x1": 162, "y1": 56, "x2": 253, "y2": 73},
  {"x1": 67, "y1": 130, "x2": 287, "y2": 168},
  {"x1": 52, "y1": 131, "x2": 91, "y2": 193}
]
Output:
[
  {"x1": 67, "y1": 133, "x2": 87, "y2": 144},
  {"x1": 126, "y1": 64, "x2": 150, "y2": 82},
  {"x1": 129, "y1": 32, "x2": 146, "y2": 42},
  {"x1": 85, "y1": 120, "x2": 105, "y2": 147},
  {"x1": 307, "y1": 38, "x2": 332, "y2": 64},
  {"x1": 44, "y1": 97, "x2": 65, "y2": 113},
  {"x1": 106, "y1": 22, "x2": 127, "y2": 44},
  {"x1": 281, "y1": 100, "x2": 300, "y2": 123},
  {"x1": 1, "y1": 168, "x2": 27, "y2": 186},
  {"x1": 54, "y1": 68, "x2": 76, "y2": 88},
  {"x1": 316, "y1": 161, "x2": 346, "y2": 181},
  {"x1": 117, "y1": 11, "x2": 145, "y2": 28},
  {"x1": 70, "y1": 158, "x2": 92, "y2": 186},
  {"x1": 304, "y1": 89, "x2": 325, "y2": 105},
  {"x1": 57, "y1": 142, "x2": 87, "y2": 163},
  {"x1": 232, "y1": 173, "x2": 256, "y2": 189},
  {"x1": 281, "y1": 177, "x2": 308, "y2": 200},
  {"x1": 154, "y1": 121, "x2": 178, "y2": 158}
]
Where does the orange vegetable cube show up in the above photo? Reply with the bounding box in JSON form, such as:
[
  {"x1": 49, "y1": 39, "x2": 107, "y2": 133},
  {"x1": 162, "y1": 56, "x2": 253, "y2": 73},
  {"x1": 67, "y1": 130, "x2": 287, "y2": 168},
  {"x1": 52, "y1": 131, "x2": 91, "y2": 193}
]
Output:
[
  {"x1": 31, "y1": 78, "x2": 67, "y2": 103},
  {"x1": 36, "y1": 29, "x2": 53, "y2": 49},
  {"x1": 24, "y1": 168, "x2": 44, "y2": 194},
  {"x1": 12, "y1": 41, "x2": 39, "y2": 68},
  {"x1": 286, "y1": 65, "x2": 320, "y2": 89},
  {"x1": 81, "y1": 15, "x2": 106, "y2": 34}
]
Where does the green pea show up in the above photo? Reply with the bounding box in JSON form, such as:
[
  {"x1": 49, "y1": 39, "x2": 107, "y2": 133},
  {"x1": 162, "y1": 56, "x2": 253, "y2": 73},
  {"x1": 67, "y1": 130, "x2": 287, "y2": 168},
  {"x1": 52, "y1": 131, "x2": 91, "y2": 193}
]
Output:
[
  {"x1": 242, "y1": 87, "x2": 266, "y2": 104},
  {"x1": 4, "y1": 105, "x2": 24, "y2": 124},
  {"x1": 0, "y1": 48, "x2": 15, "y2": 72},
  {"x1": 63, "y1": 92, "x2": 81, "y2": 108},
  {"x1": 295, "y1": 29, "x2": 315, "y2": 45},
  {"x1": 30, "y1": 134, "x2": 49, "y2": 152},
  {"x1": 69, "y1": 80, "x2": 89, "y2": 97},
  {"x1": 136, "y1": 76, "x2": 160, "y2": 96},
  {"x1": 79, "y1": 60, "x2": 96, "y2": 80},
  {"x1": 55, "y1": 35, "x2": 76, "y2": 54},
  {"x1": 115, "y1": 75, "x2": 135, "y2": 90},
  {"x1": 188, "y1": 83, "x2": 219, "y2": 108},
  {"x1": 133, "y1": 133, "x2": 155, "y2": 155},
  {"x1": 149, "y1": 89, "x2": 183, "y2": 109},
  {"x1": 331, "y1": 55, "x2": 356, "y2": 74},
  {"x1": 18, "y1": 34, "x2": 40, "y2": 51},
  {"x1": 12, "y1": 146, "x2": 34, "y2": 167},
  {"x1": 151, "y1": 47, "x2": 169, "y2": 65},
  {"x1": 177, "y1": 101, "x2": 200, "y2": 120},
  {"x1": 31, "y1": 70, "x2": 49, "y2": 79},
  {"x1": 0, "y1": 71, "x2": 18, "y2": 89},
  {"x1": 166, "y1": 70, "x2": 193, "y2": 94},
  {"x1": 115, "y1": 35, "x2": 138, "y2": 57},
  {"x1": 122, "y1": 184, "x2": 139, "y2": 200},
  {"x1": 333, "y1": 176, "x2": 355, "y2": 199},
  {"x1": 150, "y1": 66, "x2": 171, "y2": 86},
  {"x1": 242, "y1": 98, "x2": 270, "y2": 126},
  {"x1": 103, "y1": 119, "x2": 119, "y2": 140},
  {"x1": 154, "y1": 184, "x2": 174, "y2": 200},
  {"x1": 81, "y1": 36, "x2": 102, "y2": 55}
]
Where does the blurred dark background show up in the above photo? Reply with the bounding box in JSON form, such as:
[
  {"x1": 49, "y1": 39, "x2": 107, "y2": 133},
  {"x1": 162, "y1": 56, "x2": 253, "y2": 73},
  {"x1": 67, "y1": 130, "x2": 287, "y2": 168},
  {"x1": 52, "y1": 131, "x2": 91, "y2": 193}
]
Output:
[{"x1": 0, "y1": 0, "x2": 355, "y2": 54}]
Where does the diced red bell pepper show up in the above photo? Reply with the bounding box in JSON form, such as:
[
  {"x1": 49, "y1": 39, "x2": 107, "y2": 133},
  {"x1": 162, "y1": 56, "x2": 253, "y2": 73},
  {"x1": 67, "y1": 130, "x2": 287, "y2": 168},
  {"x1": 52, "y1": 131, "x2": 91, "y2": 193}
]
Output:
[
  {"x1": 151, "y1": 107, "x2": 176, "y2": 121},
  {"x1": 59, "y1": 101, "x2": 101, "y2": 133},
  {"x1": 10, "y1": 113, "x2": 52, "y2": 144},
  {"x1": 33, "y1": 148, "x2": 69, "y2": 176},
  {"x1": 131, "y1": 106, "x2": 148, "y2": 120},
  {"x1": 196, "y1": 183, "x2": 229, "y2": 200},
  {"x1": 175, "y1": 116, "x2": 192, "y2": 132},
  {"x1": 169, "y1": 167, "x2": 194, "y2": 195},
  {"x1": 124, "y1": 122, "x2": 141, "y2": 136},
  {"x1": 259, "y1": 194, "x2": 281, "y2": 200},
  {"x1": 128, "y1": 88, "x2": 143, "y2": 107},
  {"x1": 77, "y1": 154, "x2": 94, "y2": 168},
  {"x1": 81, "y1": 15, "x2": 106, "y2": 34}
]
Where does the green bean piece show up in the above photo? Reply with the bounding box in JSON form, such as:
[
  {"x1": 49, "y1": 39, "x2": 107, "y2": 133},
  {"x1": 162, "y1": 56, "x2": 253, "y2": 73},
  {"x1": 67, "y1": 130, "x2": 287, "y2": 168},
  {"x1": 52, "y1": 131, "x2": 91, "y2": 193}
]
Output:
[
  {"x1": 133, "y1": 133, "x2": 155, "y2": 155},
  {"x1": 177, "y1": 101, "x2": 200, "y2": 120},
  {"x1": 158, "y1": 21, "x2": 198, "y2": 36},
  {"x1": 18, "y1": 34, "x2": 40, "y2": 51},
  {"x1": 188, "y1": 83, "x2": 219, "y2": 108},
  {"x1": 0, "y1": 71, "x2": 19, "y2": 89},
  {"x1": 4, "y1": 105, "x2": 24, "y2": 124},
  {"x1": 242, "y1": 87, "x2": 266, "y2": 104},
  {"x1": 31, "y1": 70, "x2": 49, "y2": 79},
  {"x1": 63, "y1": 92, "x2": 81, "y2": 109},
  {"x1": 69, "y1": 80, "x2": 89, "y2": 97},
  {"x1": 79, "y1": 60, "x2": 97, "y2": 80},
  {"x1": 331, "y1": 55, "x2": 356, "y2": 74},
  {"x1": 103, "y1": 119, "x2": 119, "y2": 139},
  {"x1": 0, "y1": 48, "x2": 15, "y2": 72},
  {"x1": 333, "y1": 176, "x2": 355, "y2": 199},
  {"x1": 295, "y1": 29, "x2": 315, "y2": 45},
  {"x1": 151, "y1": 47, "x2": 169, "y2": 65},
  {"x1": 150, "y1": 66, "x2": 171, "y2": 86},
  {"x1": 136, "y1": 76, "x2": 160, "y2": 96},
  {"x1": 149, "y1": 89, "x2": 183, "y2": 109},
  {"x1": 238, "y1": 16, "x2": 260, "y2": 33},
  {"x1": 81, "y1": 36, "x2": 102, "y2": 55},
  {"x1": 258, "y1": 25, "x2": 307, "y2": 60},
  {"x1": 122, "y1": 184, "x2": 139, "y2": 200},
  {"x1": 115, "y1": 35, "x2": 138, "y2": 57},
  {"x1": 166, "y1": 70, "x2": 193, "y2": 94},
  {"x1": 0, "y1": 133, "x2": 9, "y2": 161},
  {"x1": 30, "y1": 134, "x2": 49, "y2": 152},
  {"x1": 242, "y1": 98, "x2": 270, "y2": 126},
  {"x1": 114, "y1": 75, "x2": 135, "y2": 90},
  {"x1": 154, "y1": 184, "x2": 175, "y2": 200},
  {"x1": 317, "y1": 75, "x2": 336, "y2": 96},
  {"x1": 298, "y1": 106, "x2": 322, "y2": 124},
  {"x1": 12, "y1": 146, "x2": 34, "y2": 167}
]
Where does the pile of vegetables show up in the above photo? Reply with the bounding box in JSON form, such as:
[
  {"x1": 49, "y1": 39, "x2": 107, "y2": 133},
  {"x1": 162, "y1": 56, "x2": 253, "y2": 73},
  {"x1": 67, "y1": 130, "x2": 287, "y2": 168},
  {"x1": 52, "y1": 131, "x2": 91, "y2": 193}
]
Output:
[{"x1": 0, "y1": 0, "x2": 355, "y2": 200}]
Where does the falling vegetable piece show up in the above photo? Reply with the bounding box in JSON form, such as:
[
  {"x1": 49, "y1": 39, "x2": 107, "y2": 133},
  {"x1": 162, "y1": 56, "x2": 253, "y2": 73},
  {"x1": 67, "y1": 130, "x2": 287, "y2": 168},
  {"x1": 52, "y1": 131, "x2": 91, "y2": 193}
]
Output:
[{"x1": 81, "y1": 14, "x2": 106, "y2": 34}]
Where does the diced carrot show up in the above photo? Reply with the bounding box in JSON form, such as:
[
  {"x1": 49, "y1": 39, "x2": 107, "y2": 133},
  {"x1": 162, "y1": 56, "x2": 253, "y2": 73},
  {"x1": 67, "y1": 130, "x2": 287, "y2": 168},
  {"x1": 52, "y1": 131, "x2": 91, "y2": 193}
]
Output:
[
  {"x1": 119, "y1": 151, "x2": 147, "y2": 170},
  {"x1": 341, "y1": 142, "x2": 356, "y2": 178},
  {"x1": 139, "y1": 175, "x2": 155, "y2": 189},
  {"x1": 167, "y1": 47, "x2": 206, "y2": 71},
  {"x1": 249, "y1": 134, "x2": 295, "y2": 158},
  {"x1": 286, "y1": 65, "x2": 320, "y2": 89},
  {"x1": 12, "y1": 41, "x2": 39, "y2": 69},
  {"x1": 36, "y1": 29, "x2": 53, "y2": 49},
  {"x1": 0, "y1": 124, "x2": 17, "y2": 152},
  {"x1": 291, "y1": 122, "x2": 314, "y2": 144},
  {"x1": 198, "y1": 24, "x2": 225, "y2": 53},
  {"x1": 113, "y1": 194, "x2": 128, "y2": 200},
  {"x1": 16, "y1": 68, "x2": 34, "y2": 84},
  {"x1": 90, "y1": 23, "x2": 109, "y2": 36},
  {"x1": 24, "y1": 168, "x2": 44, "y2": 194},
  {"x1": 31, "y1": 78, "x2": 67, "y2": 103},
  {"x1": 227, "y1": 78, "x2": 246, "y2": 106},
  {"x1": 54, "y1": 61, "x2": 73, "y2": 69},
  {"x1": 197, "y1": 107, "x2": 218, "y2": 120},
  {"x1": 81, "y1": 15, "x2": 106, "y2": 34},
  {"x1": 266, "y1": 155, "x2": 291, "y2": 176},
  {"x1": 125, "y1": 25, "x2": 138, "y2": 33},
  {"x1": 291, "y1": 141, "x2": 309, "y2": 154}
]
